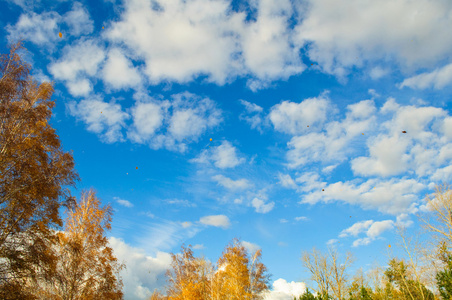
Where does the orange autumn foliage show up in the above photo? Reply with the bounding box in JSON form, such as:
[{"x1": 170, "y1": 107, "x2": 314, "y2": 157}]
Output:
[
  {"x1": 161, "y1": 239, "x2": 270, "y2": 300},
  {"x1": 0, "y1": 42, "x2": 79, "y2": 299}
]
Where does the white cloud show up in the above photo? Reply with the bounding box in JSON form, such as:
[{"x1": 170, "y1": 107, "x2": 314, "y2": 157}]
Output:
[
  {"x1": 102, "y1": 48, "x2": 142, "y2": 90},
  {"x1": 352, "y1": 102, "x2": 446, "y2": 177},
  {"x1": 367, "y1": 220, "x2": 394, "y2": 238},
  {"x1": 109, "y1": 237, "x2": 171, "y2": 300},
  {"x1": 262, "y1": 278, "x2": 306, "y2": 300},
  {"x1": 127, "y1": 92, "x2": 221, "y2": 152},
  {"x1": 199, "y1": 215, "x2": 231, "y2": 229},
  {"x1": 269, "y1": 96, "x2": 331, "y2": 135},
  {"x1": 400, "y1": 62, "x2": 452, "y2": 90},
  {"x1": 165, "y1": 199, "x2": 196, "y2": 207},
  {"x1": 240, "y1": 0, "x2": 304, "y2": 86},
  {"x1": 114, "y1": 197, "x2": 134, "y2": 208},
  {"x1": 285, "y1": 97, "x2": 377, "y2": 168},
  {"x1": 212, "y1": 174, "x2": 252, "y2": 190},
  {"x1": 301, "y1": 177, "x2": 425, "y2": 215},
  {"x1": 339, "y1": 219, "x2": 394, "y2": 247},
  {"x1": 369, "y1": 66, "x2": 389, "y2": 80},
  {"x1": 7, "y1": 11, "x2": 60, "y2": 46},
  {"x1": 192, "y1": 141, "x2": 244, "y2": 168},
  {"x1": 241, "y1": 241, "x2": 261, "y2": 254},
  {"x1": 212, "y1": 141, "x2": 245, "y2": 168},
  {"x1": 67, "y1": 97, "x2": 129, "y2": 143},
  {"x1": 251, "y1": 197, "x2": 275, "y2": 214},
  {"x1": 128, "y1": 100, "x2": 167, "y2": 144},
  {"x1": 295, "y1": 216, "x2": 308, "y2": 222},
  {"x1": 240, "y1": 99, "x2": 264, "y2": 113},
  {"x1": 239, "y1": 99, "x2": 265, "y2": 131},
  {"x1": 192, "y1": 244, "x2": 204, "y2": 250},
  {"x1": 63, "y1": 2, "x2": 94, "y2": 36},
  {"x1": 327, "y1": 239, "x2": 339, "y2": 246},
  {"x1": 7, "y1": 2, "x2": 94, "y2": 45},
  {"x1": 49, "y1": 39, "x2": 106, "y2": 97},
  {"x1": 278, "y1": 173, "x2": 297, "y2": 189},
  {"x1": 279, "y1": 219, "x2": 289, "y2": 223},
  {"x1": 294, "y1": 0, "x2": 452, "y2": 78},
  {"x1": 339, "y1": 220, "x2": 373, "y2": 238},
  {"x1": 351, "y1": 134, "x2": 411, "y2": 177},
  {"x1": 105, "y1": 0, "x2": 304, "y2": 88}
]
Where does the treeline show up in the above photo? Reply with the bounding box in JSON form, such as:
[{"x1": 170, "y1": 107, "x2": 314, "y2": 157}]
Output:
[{"x1": 294, "y1": 184, "x2": 452, "y2": 300}]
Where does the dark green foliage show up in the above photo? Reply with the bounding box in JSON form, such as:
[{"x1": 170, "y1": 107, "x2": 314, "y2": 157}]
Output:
[
  {"x1": 296, "y1": 289, "x2": 331, "y2": 300},
  {"x1": 436, "y1": 252, "x2": 452, "y2": 299}
]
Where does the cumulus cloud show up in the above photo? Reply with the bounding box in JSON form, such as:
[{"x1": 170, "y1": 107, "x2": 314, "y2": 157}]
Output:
[
  {"x1": 294, "y1": 0, "x2": 452, "y2": 78},
  {"x1": 105, "y1": 0, "x2": 303, "y2": 88},
  {"x1": 7, "y1": 11, "x2": 60, "y2": 45},
  {"x1": 399, "y1": 63, "x2": 452, "y2": 90},
  {"x1": 262, "y1": 279, "x2": 306, "y2": 300},
  {"x1": 339, "y1": 219, "x2": 394, "y2": 247},
  {"x1": 301, "y1": 176, "x2": 425, "y2": 215},
  {"x1": 199, "y1": 215, "x2": 231, "y2": 229},
  {"x1": 285, "y1": 98, "x2": 376, "y2": 168},
  {"x1": 102, "y1": 48, "x2": 142, "y2": 90},
  {"x1": 63, "y1": 2, "x2": 94, "y2": 36},
  {"x1": 109, "y1": 237, "x2": 171, "y2": 300},
  {"x1": 67, "y1": 97, "x2": 129, "y2": 143},
  {"x1": 128, "y1": 92, "x2": 221, "y2": 152},
  {"x1": 191, "y1": 140, "x2": 245, "y2": 168},
  {"x1": 352, "y1": 102, "x2": 446, "y2": 177},
  {"x1": 269, "y1": 96, "x2": 331, "y2": 135},
  {"x1": 212, "y1": 174, "x2": 252, "y2": 190},
  {"x1": 49, "y1": 39, "x2": 105, "y2": 97},
  {"x1": 339, "y1": 220, "x2": 374, "y2": 238},
  {"x1": 127, "y1": 99, "x2": 168, "y2": 144},
  {"x1": 7, "y1": 2, "x2": 94, "y2": 46}
]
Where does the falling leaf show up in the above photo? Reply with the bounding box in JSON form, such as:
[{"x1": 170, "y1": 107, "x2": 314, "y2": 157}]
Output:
[
  {"x1": 362, "y1": 133, "x2": 364, "y2": 135},
  {"x1": 322, "y1": 189, "x2": 324, "y2": 191},
  {"x1": 307, "y1": 125, "x2": 309, "y2": 127},
  {"x1": 136, "y1": 167, "x2": 138, "y2": 170},
  {"x1": 210, "y1": 138, "x2": 212, "y2": 141},
  {"x1": 101, "y1": 112, "x2": 102, "y2": 114},
  {"x1": 311, "y1": 63, "x2": 314, "y2": 66},
  {"x1": 59, "y1": 32, "x2": 62, "y2": 38},
  {"x1": 388, "y1": 244, "x2": 391, "y2": 248},
  {"x1": 126, "y1": 173, "x2": 128, "y2": 175},
  {"x1": 402, "y1": 131, "x2": 407, "y2": 133},
  {"x1": 102, "y1": 26, "x2": 104, "y2": 29}
]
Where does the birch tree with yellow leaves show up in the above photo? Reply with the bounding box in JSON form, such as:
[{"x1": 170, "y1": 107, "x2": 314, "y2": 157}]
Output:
[
  {"x1": 212, "y1": 238, "x2": 270, "y2": 300},
  {"x1": 29, "y1": 189, "x2": 124, "y2": 299}
]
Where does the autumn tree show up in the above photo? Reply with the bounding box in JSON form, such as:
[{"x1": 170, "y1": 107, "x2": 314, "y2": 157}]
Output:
[
  {"x1": 29, "y1": 189, "x2": 124, "y2": 299},
  {"x1": 384, "y1": 258, "x2": 434, "y2": 300},
  {"x1": 213, "y1": 238, "x2": 270, "y2": 300},
  {"x1": 165, "y1": 244, "x2": 213, "y2": 300},
  {"x1": 302, "y1": 247, "x2": 353, "y2": 299},
  {"x1": 0, "y1": 42, "x2": 79, "y2": 298}
]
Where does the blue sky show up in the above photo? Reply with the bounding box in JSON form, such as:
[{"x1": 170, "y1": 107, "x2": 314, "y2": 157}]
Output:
[{"x1": 2, "y1": 0, "x2": 452, "y2": 298}]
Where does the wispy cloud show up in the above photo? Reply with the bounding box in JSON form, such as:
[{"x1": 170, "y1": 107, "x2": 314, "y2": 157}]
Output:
[{"x1": 114, "y1": 197, "x2": 134, "y2": 208}]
